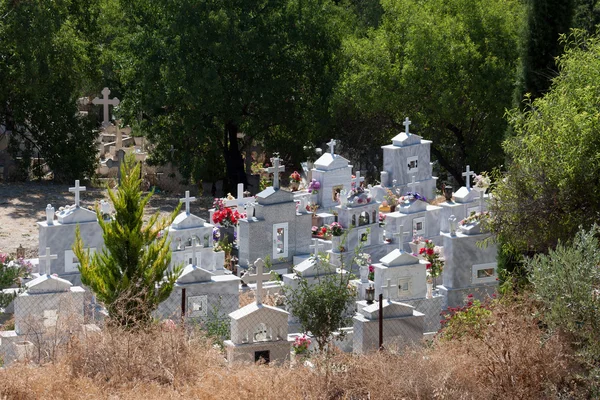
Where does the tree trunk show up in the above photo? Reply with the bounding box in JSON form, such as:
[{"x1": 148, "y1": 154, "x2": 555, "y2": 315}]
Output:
[{"x1": 223, "y1": 121, "x2": 248, "y2": 193}]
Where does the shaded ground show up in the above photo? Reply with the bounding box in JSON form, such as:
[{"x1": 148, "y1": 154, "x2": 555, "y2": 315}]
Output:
[{"x1": 0, "y1": 182, "x2": 213, "y2": 257}]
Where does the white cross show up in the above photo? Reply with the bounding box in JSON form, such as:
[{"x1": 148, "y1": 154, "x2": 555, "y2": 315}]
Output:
[
  {"x1": 224, "y1": 183, "x2": 255, "y2": 213},
  {"x1": 250, "y1": 258, "x2": 272, "y2": 305},
  {"x1": 407, "y1": 175, "x2": 418, "y2": 193},
  {"x1": 381, "y1": 278, "x2": 396, "y2": 302},
  {"x1": 310, "y1": 238, "x2": 323, "y2": 258},
  {"x1": 92, "y1": 87, "x2": 120, "y2": 128},
  {"x1": 180, "y1": 190, "x2": 196, "y2": 216},
  {"x1": 265, "y1": 156, "x2": 285, "y2": 190},
  {"x1": 326, "y1": 139, "x2": 337, "y2": 155},
  {"x1": 403, "y1": 117, "x2": 412, "y2": 135},
  {"x1": 462, "y1": 165, "x2": 476, "y2": 190},
  {"x1": 351, "y1": 171, "x2": 365, "y2": 187},
  {"x1": 39, "y1": 247, "x2": 57, "y2": 276},
  {"x1": 69, "y1": 180, "x2": 86, "y2": 208},
  {"x1": 393, "y1": 225, "x2": 408, "y2": 251}
]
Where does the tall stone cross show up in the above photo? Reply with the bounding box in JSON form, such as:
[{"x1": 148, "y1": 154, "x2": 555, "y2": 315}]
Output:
[
  {"x1": 351, "y1": 171, "x2": 365, "y2": 188},
  {"x1": 403, "y1": 117, "x2": 412, "y2": 135},
  {"x1": 224, "y1": 183, "x2": 255, "y2": 213},
  {"x1": 407, "y1": 175, "x2": 418, "y2": 193},
  {"x1": 462, "y1": 165, "x2": 476, "y2": 190},
  {"x1": 180, "y1": 190, "x2": 196, "y2": 216},
  {"x1": 310, "y1": 238, "x2": 323, "y2": 259},
  {"x1": 393, "y1": 225, "x2": 407, "y2": 251},
  {"x1": 326, "y1": 138, "x2": 337, "y2": 155},
  {"x1": 265, "y1": 155, "x2": 285, "y2": 190},
  {"x1": 92, "y1": 87, "x2": 120, "y2": 128},
  {"x1": 69, "y1": 180, "x2": 86, "y2": 208},
  {"x1": 250, "y1": 258, "x2": 272, "y2": 305},
  {"x1": 381, "y1": 278, "x2": 396, "y2": 302},
  {"x1": 39, "y1": 247, "x2": 57, "y2": 276}
]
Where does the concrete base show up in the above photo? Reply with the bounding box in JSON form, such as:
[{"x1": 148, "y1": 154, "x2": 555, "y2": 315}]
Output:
[
  {"x1": 437, "y1": 284, "x2": 497, "y2": 309},
  {"x1": 224, "y1": 338, "x2": 292, "y2": 365}
]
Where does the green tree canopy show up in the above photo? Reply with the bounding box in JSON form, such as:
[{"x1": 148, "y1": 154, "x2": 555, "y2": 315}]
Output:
[
  {"x1": 73, "y1": 154, "x2": 181, "y2": 327},
  {"x1": 490, "y1": 31, "x2": 600, "y2": 254},
  {"x1": 0, "y1": 0, "x2": 100, "y2": 181},
  {"x1": 333, "y1": 0, "x2": 525, "y2": 184},
  {"x1": 109, "y1": 0, "x2": 344, "y2": 190}
]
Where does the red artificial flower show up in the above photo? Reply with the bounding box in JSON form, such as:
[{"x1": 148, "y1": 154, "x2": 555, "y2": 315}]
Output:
[
  {"x1": 467, "y1": 294, "x2": 474, "y2": 299},
  {"x1": 426, "y1": 248, "x2": 434, "y2": 256},
  {"x1": 426, "y1": 263, "x2": 431, "y2": 269},
  {"x1": 419, "y1": 247, "x2": 426, "y2": 255},
  {"x1": 321, "y1": 227, "x2": 327, "y2": 233}
]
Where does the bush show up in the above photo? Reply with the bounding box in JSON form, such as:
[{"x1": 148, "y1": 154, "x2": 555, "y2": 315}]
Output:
[{"x1": 527, "y1": 225, "x2": 600, "y2": 364}]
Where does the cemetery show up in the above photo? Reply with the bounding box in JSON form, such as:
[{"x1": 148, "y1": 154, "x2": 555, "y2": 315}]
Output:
[{"x1": 0, "y1": 0, "x2": 597, "y2": 397}]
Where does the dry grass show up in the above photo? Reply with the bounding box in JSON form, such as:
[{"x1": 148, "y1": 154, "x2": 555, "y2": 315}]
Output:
[{"x1": 0, "y1": 301, "x2": 589, "y2": 399}]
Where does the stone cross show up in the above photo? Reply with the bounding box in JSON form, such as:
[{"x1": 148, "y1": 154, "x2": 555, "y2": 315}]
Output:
[
  {"x1": 224, "y1": 183, "x2": 254, "y2": 213},
  {"x1": 180, "y1": 190, "x2": 196, "y2": 216},
  {"x1": 462, "y1": 165, "x2": 476, "y2": 190},
  {"x1": 393, "y1": 225, "x2": 407, "y2": 251},
  {"x1": 407, "y1": 175, "x2": 418, "y2": 193},
  {"x1": 39, "y1": 247, "x2": 58, "y2": 276},
  {"x1": 403, "y1": 117, "x2": 411, "y2": 135},
  {"x1": 265, "y1": 155, "x2": 285, "y2": 190},
  {"x1": 250, "y1": 258, "x2": 272, "y2": 305},
  {"x1": 351, "y1": 171, "x2": 365, "y2": 188},
  {"x1": 310, "y1": 238, "x2": 323, "y2": 258},
  {"x1": 92, "y1": 87, "x2": 120, "y2": 128},
  {"x1": 326, "y1": 138, "x2": 337, "y2": 155},
  {"x1": 381, "y1": 278, "x2": 396, "y2": 302},
  {"x1": 69, "y1": 180, "x2": 86, "y2": 208}
]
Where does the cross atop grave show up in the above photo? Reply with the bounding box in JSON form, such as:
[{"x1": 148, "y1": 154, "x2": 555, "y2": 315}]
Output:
[
  {"x1": 250, "y1": 258, "x2": 272, "y2": 305},
  {"x1": 462, "y1": 165, "x2": 476, "y2": 190},
  {"x1": 326, "y1": 138, "x2": 337, "y2": 155},
  {"x1": 225, "y1": 183, "x2": 255, "y2": 213},
  {"x1": 403, "y1": 117, "x2": 412, "y2": 135},
  {"x1": 381, "y1": 278, "x2": 396, "y2": 302},
  {"x1": 180, "y1": 190, "x2": 196, "y2": 216},
  {"x1": 265, "y1": 155, "x2": 285, "y2": 190},
  {"x1": 39, "y1": 247, "x2": 58, "y2": 276},
  {"x1": 351, "y1": 171, "x2": 365, "y2": 188},
  {"x1": 393, "y1": 225, "x2": 408, "y2": 251},
  {"x1": 310, "y1": 238, "x2": 323, "y2": 259},
  {"x1": 92, "y1": 87, "x2": 120, "y2": 128},
  {"x1": 407, "y1": 175, "x2": 418, "y2": 194},
  {"x1": 69, "y1": 180, "x2": 86, "y2": 208}
]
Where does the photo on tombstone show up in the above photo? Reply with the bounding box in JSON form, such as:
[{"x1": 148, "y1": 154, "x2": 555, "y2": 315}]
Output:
[
  {"x1": 273, "y1": 223, "x2": 288, "y2": 258},
  {"x1": 359, "y1": 211, "x2": 370, "y2": 226},
  {"x1": 188, "y1": 295, "x2": 208, "y2": 318},
  {"x1": 332, "y1": 185, "x2": 343, "y2": 201},
  {"x1": 254, "y1": 323, "x2": 268, "y2": 342},
  {"x1": 413, "y1": 217, "x2": 425, "y2": 235},
  {"x1": 407, "y1": 156, "x2": 419, "y2": 173},
  {"x1": 472, "y1": 262, "x2": 498, "y2": 284},
  {"x1": 398, "y1": 278, "x2": 411, "y2": 296}
]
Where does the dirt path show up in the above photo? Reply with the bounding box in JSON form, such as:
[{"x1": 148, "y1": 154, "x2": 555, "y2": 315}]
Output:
[{"x1": 0, "y1": 182, "x2": 213, "y2": 258}]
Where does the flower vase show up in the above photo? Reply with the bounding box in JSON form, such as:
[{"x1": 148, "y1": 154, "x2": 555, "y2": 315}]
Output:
[
  {"x1": 359, "y1": 265, "x2": 369, "y2": 283},
  {"x1": 426, "y1": 282, "x2": 433, "y2": 299}
]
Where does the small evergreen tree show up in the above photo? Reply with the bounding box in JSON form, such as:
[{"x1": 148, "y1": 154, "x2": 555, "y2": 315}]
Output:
[{"x1": 73, "y1": 154, "x2": 181, "y2": 327}]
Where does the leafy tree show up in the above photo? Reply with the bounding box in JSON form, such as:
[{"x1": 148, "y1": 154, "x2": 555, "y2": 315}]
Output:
[
  {"x1": 110, "y1": 0, "x2": 344, "y2": 190},
  {"x1": 489, "y1": 31, "x2": 600, "y2": 255},
  {"x1": 73, "y1": 154, "x2": 181, "y2": 327},
  {"x1": 333, "y1": 0, "x2": 525, "y2": 184},
  {"x1": 0, "y1": 0, "x2": 101, "y2": 181}
]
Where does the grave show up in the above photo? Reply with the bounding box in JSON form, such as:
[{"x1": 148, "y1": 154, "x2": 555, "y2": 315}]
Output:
[
  {"x1": 237, "y1": 156, "x2": 312, "y2": 273},
  {"x1": 224, "y1": 259, "x2": 292, "y2": 364},
  {"x1": 352, "y1": 279, "x2": 424, "y2": 354},
  {"x1": 437, "y1": 217, "x2": 498, "y2": 309},
  {"x1": 37, "y1": 180, "x2": 104, "y2": 285},
  {"x1": 310, "y1": 139, "x2": 353, "y2": 213}
]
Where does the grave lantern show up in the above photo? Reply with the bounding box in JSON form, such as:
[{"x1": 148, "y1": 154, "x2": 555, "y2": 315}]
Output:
[
  {"x1": 16, "y1": 244, "x2": 25, "y2": 259},
  {"x1": 365, "y1": 285, "x2": 375, "y2": 304},
  {"x1": 444, "y1": 185, "x2": 453, "y2": 202}
]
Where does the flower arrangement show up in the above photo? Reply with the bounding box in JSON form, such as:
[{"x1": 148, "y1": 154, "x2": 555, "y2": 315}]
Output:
[
  {"x1": 306, "y1": 202, "x2": 319, "y2": 216},
  {"x1": 368, "y1": 265, "x2": 375, "y2": 281},
  {"x1": 474, "y1": 172, "x2": 491, "y2": 190},
  {"x1": 356, "y1": 253, "x2": 371, "y2": 267},
  {"x1": 312, "y1": 225, "x2": 330, "y2": 238},
  {"x1": 293, "y1": 334, "x2": 311, "y2": 355},
  {"x1": 419, "y1": 240, "x2": 443, "y2": 287},
  {"x1": 411, "y1": 233, "x2": 424, "y2": 244},
  {"x1": 308, "y1": 179, "x2": 321, "y2": 194},
  {"x1": 400, "y1": 192, "x2": 428, "y2": 203},
  {"x1": 212, "y1": 198, "x2": 246, "y2": 228},
  {"x1": 379, "y1": 213, "x2": 386, "y2": 227},
  {"x1": 329, "y1": 222, "x2": 344, "y2": 236},
  {"x1": 459, "y1": 211, "x2": 490, "y2": 226},
  {"x1": 290, "y1": 171, "x2": 302, "y2": 184},
  {"x1": 384, "y1": 189, "x2": 399, "y2": 207}
]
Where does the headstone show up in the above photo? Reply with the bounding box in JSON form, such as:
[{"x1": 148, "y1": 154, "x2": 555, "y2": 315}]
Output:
[{"x1": 92, "y1": 87, "x2": 120, "y2": 128}]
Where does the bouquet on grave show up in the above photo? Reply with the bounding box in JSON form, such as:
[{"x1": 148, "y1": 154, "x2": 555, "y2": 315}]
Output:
[
  {"x1": 403, "y1": 192, "x2": 428, "y2": 203},
  {"x1": 290, "y1": 171, "x2": 302, "y2": 184},
  {"x1": 474, "y1": 172, "x2": 491, "y2": 190},
  {"x1": 308, "y1": 179, "x2": 321, "y2": 194},
  {"x1": 459, "y1": 211, "x2": 490, "y2": 226},
  {"x1": 379, "y1": 213, "x2": 386, "y2": 227},
  {"x1": 329, "y1": 222, "x2": 344, "y2": 237},
  {"x1": 312, "y1": 225, "x2": 330, "y2": 238},
  {"x1": 419, "y1": 240, "x2": 443, "y2": 283},
  {"x1": 356, "y1": 252, "x2": 371, "y2": 267},
  {"x1": 212, "y1": 198, "x2": 246, "y2": 228},
  {"x1": 293, "y1": 334, "x2": 311, "y2": 355}
]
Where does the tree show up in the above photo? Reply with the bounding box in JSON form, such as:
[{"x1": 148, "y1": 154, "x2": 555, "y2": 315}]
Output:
[
  {"x1": 73, "y1": 154, "x2": 181, "y2": 327},
  {"x1": 333, "y1": 0, "x2": 525, "y2": 184},
  {"x1": 489, "y1": 31, "x2": 600, "y2": 255},
  {"x1": 110, "y1": 0, "x2": 344, "y2": 191},
  {"x1": 0, "y1": 0, "x2": 101, "y2": 181}
]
